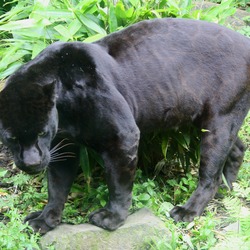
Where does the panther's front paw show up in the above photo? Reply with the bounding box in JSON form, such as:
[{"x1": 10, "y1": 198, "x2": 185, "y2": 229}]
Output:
[
  {"x1": 24, "y1": 210, "x2": 43, "y2": 222},
  {"x1": 25, "y1": 217, "x2": 53, "y2": 235},
  {"x1": 89, "y1": 208, "x2": 127, "y2": 231},
  {"x1": 24, "y1": 209, "x2": 61, "y2": 235},
  {"x1": 170, "y1": 206, "x2": 198, "y2": 222}
]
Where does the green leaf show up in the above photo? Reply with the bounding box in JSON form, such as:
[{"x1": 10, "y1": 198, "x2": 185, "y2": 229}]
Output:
[
  {"x1": 167, "y1": 0, "x2": 181, "y2": 10},
  {"x1": 174, "y1": 133, "x2": 189, "y2": 150},
  {"x1": 186, "y1": 221, "x2": 195, "y2": 230},
  {"x1": 108, "y1": 3, "x2": 118, "y2": 33},
  {"x1": 0, "y1": 168, "x2": 8, "y2": 178},
  {"x1": 68, "y1": 19, "x2": 82, "y2": 37},
  {"x1": 128, "y1": 0, "x2": 139, "y2": 7},
  {"x1": 181, "y1": 178, "x2": 188, "y2": 185},
  {"x1": 74, "y1": 11, "x2": 106, "y2": 35},
  {"x1": 124, "y1": 7, "x2": 134, "y2": 19},
  {"x1": 151, "y1": 10, "x2": 163, "y2": 19},
  {"x1": 138, "y1": 193, "x2": 150, "y2": 201},
  {"x1": 76, "y1": 0, "x2": 99, "y2": 13},
  {"x1": 80, "y1": 146, "x2": 91, "y2": 180},
  {"x1": 180, "y1": 186, "x2": 188, "y2": 192},
  {"x1": 158, "y1": 201, "x2": 174, "y2": 214},
  {"x1": 31, "y1": 41, "x2": 47, "y2": 59},
  {"x1": 54, "y1": 24, "x2": 72, "y2": 41},
  {"x1": 222, "y1": 173, "x2": 231, "y2": 190},
  {"x1": 31, "y1": 9, "x2": 73, "y2": 20},
  {"x1": 0, "y1": 62, "x2": 23, "y2": 79},
  {"x1": 183, "y1": 133, "x2": 191, "y2": 147},
  {"x1": 183, "y1": 234, "x2": 194, "y2": 250},
  {"x1": 146, "y1": 186, "x2": 155, "y2": 196},
  {"x1": 0, "y1": 45, "x2": 27, "y2": 71},
  {"x1": 115, "y1": 2, "x2": 128, "y2": 19},
  {"x1": 84, "y1": 33, "x2": 107, "y2": 43},
  {"x1": 100, "y1": 199, "x2": 106, "y2": 207},
  {"x1": 161, "y1": 136, "x2": 169, "y2": 159},
  {"x1": 201, "y1": 128, "x2": 210, "y2": 133},
  {"x1": 0, "y1": 19, "x2": 36, "y2": 31}
]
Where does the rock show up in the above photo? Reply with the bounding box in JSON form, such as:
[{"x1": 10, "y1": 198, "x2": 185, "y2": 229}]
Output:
[
  {"x1": 223, "y1": 221, "x2": 240, "y2": 233},
  {"x1": 211, "y1": 220, "x2": 250, "y2": 250},
  {"x1": 40, "y1": 208, "x2": 171, "y2": 250},
  {"x1": 211, "y1": 237, "x2": 250, "y2": 250}
]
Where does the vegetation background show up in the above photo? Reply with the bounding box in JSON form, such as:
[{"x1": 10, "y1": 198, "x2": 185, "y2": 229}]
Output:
[{"x1": 0, "y1": 0, "x2": 249, "y2": 249}]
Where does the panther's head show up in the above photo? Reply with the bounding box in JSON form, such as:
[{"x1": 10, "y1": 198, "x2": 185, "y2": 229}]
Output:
[{"x1": 0, "y1": 81, "x2": 58, "y2": 174}]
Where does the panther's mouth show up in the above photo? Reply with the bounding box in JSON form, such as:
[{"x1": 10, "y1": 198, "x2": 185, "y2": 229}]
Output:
[
  {"x1": 17, "y1": 162, "x2": 48, "y2": 175},
  {"x1": 22, "y1": 167, "x2": 45, "y2": 175}
]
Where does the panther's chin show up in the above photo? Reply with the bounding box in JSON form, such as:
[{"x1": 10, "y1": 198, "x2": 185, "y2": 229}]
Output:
[
  {"x1": 18, "y1": 164, "x2": 47, "y2": 175},
  {"x1": 23, "y1": 168, "x2": 45, "y2": 175}
]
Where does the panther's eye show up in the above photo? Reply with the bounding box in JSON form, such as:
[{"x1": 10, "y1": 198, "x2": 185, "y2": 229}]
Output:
[
  {"x1": 7, "y1": 136, "x2": 17, "y2": 143},
  {"x1": 38, "y1": 131, "x2": 47, "y2": 137}
]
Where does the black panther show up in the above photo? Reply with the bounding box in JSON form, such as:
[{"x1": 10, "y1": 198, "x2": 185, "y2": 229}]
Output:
[{"x1": 0, "y1": 18, "x2": 249, "y2": 234}]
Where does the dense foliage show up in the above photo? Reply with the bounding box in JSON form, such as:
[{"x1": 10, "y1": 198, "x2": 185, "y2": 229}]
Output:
[{"x1": 0, "y1": 0, "x2": 243, "y2": 79}]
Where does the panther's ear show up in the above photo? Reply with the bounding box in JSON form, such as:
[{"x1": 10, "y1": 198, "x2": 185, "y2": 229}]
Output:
[{"x1": 43, "y1": 81, "x2": 56, "y2": 100}]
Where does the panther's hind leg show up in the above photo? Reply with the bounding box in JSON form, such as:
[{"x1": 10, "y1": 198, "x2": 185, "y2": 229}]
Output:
[
  {"x1": 170, "y1": 104, "x2": 248, "y2": 222},
  {"x1": 222, "y1": 137, "x2": 245, "y2": 189}
]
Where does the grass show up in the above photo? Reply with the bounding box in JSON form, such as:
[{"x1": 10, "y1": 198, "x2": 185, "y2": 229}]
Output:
[{"x1": 0, "y1": 0, "x2": 249, "y2": 249}]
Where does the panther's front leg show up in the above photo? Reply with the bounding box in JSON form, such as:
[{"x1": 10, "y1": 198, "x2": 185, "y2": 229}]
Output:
[
  {"x1": 89, "y1": 129, "x2": 140, "y2": 230},
  {"x1": 24, "y1": 139, "x2": 79, "y2": 234}
]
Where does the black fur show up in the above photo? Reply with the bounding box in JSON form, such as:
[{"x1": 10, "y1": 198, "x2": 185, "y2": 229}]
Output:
[
  {"x1": 0, "y1": 82, "x2": 55, "y2": 143},
  {"x1": 0, "y1": 18, "x2": 249, "y2": 234}
]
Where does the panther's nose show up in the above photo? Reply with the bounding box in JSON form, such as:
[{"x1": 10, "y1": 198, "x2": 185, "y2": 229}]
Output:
[{"x1": 22, "y1": 146, "x2": 42, "y2": 167}]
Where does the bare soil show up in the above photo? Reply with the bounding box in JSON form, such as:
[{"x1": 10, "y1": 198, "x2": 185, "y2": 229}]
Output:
[{"x1": 0, "y1": 142, "x2": 16, "y2": 186}]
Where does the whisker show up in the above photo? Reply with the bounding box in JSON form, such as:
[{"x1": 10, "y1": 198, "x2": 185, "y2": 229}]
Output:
[
  {"x1": 50, "y1": 155, "x2": 75, "y2": 159},
  {"x1": 50, "y1": 139, "x2": 74, "y2": 154},
  {"x1": 51, "y1": 154, "x2": 76, "y2": 158},
  {"x1": 50, "y1": 143, "x2": 73, "y2": 153},
  {"x1": 50, "y1": 155, "x2": 76, "y2": 162},
  {"x1": 50, "y1": 158, "x2": 75, "y2": 162},
  {"x1": 50, "y1": 158, "x2": 68, "y2": 162},
  {"x1": 50, "y1": 151, "x2": 76, "y2": 161},
  {"x1": 50, "y1": 142, "x2": 74, "y2": 154},
  {"x1": 51, "y1": 152, "x2": 76, "y2": 157},
  {"x1": 49, "y1": 139, "x2": 76, "y2": 163},
  {"x1": 51, "y1": 154, "x2": 76, "y2": 160}
]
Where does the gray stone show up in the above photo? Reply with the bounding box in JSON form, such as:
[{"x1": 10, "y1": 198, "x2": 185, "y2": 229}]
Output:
[
  {"x1": 211, "y1": 221, "x2": 250, "y2": 250},
  {"x1": 40, "y1": 208, "x2": 170, "y2": 250},
  {"x1": 223, "y1": 221, "x2": 240, "y2": 233}
]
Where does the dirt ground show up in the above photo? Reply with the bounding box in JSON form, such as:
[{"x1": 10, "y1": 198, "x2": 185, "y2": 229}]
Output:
[{"x1": 0, "y1": 142, "x2": 17, "y2": 187}]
